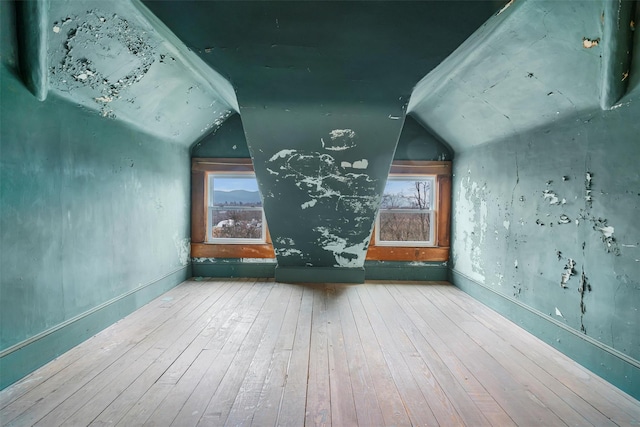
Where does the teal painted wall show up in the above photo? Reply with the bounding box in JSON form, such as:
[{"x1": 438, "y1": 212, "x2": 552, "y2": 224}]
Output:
[
  {"x1": 449, "y1": 96, "x2": 640, "y2": 398},
  {"x1": 0, "y1": 7, "x2": 191, "y2": 388},
  {"x1": 191, "y1": 114, "x2": 250, "y2": 158},
  {"x1": 192, "y1": 112, "x2": 450, "y2": 281}
]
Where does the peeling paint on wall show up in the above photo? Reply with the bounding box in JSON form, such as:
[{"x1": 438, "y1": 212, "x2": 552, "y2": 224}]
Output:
[
  {"x1": 314, "y1": 226, "x2": 369, "y2": 267},
  {"x1": 173, "y1": 235, "x2": 191, "y2": 266},
  {"x1": 578, "y1": 267, "x2": 592, "y2": 333},
  {"x1": 49, "y1": 10, "x2": 157, "y2": 118},
  {"x1": 263, "y1": 146, "x2": 380, "y2": 267},
  {"x1": 321, "y1": 129, "x2": 357, "y2": 151},
  {"x1": 560, "y1": 258, "x2": 576, "y2": 288},
  {"x1": 582, "y1": 37, "x2": 600, "y2": 48},
  {"x1": 452, "y1": 171, "x2": 487, "y2": 283}
]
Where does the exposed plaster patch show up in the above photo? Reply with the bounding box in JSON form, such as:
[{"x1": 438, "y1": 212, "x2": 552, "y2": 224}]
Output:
[
  {"x1": 503, "y1": 220, "x2": 510, "y2": 230},
  {"x1": 192, "y1": 257, "x2": 215, "y2": 263},
  {"x1": 584, "y1": 172, "x2": 593, "y2": 207},
  {"x1": 555, "y1": 307, "x2": 564, "y2": 318},
  {"x1": 275, "y1": 248, "x2": 303, "y2": 257},
  {"x1": 330, "y1": 129, "x2": 355, "y2": 140},
  {"x1": 582, "y1": 37, "x2": 600, "y2": 48},
  {"x1": 173, "y1": 235, "x2": 191, "y2": 266},
  {"x1": 301, "y1": 199, "x2": 317, "y2": 209},
  {"x1": 558, "y1": 214, "x2": 571, "y2": 224},
  {"x1": 599, "y1": 225, "x2": 614, "y2": 238},
  {"x1": 543, "y1": 190, "x2": 559, "y2": 204},
  {"x1": 321, "y1": 129, "x2": 357, "y2": 151},
  {"x1": 560, "y1": 258, "x2": 576, "y2": 288},
  {"x1": 275, "y1": 237, "x2": 295, "y2": 246},
  {"x1": 269, "y1": 149, "x2": 296, "y2": 161},
  {"x1": 452, "y1": 173, "x2": 487, "y2": 283},
  {"x1": 611, "y1": 100, "x2": 632, "y2": 110},
  {"x1": 591, "y1": 219, "x2": 620, "y2": 255},
  {"x1": 314, "y1": 226, "x2": 368, "y2": 267},
  {"x1": 352, "y1": 159, "x2": 368, "y2": 169},
  {"x1": 497, "y1": 0, "x2": 514, "y2": 15},
  {"x1": 49, "y1": 10, "x2": 157, "y2": 118},
  {"x1": 341, "y1": 161, "x2": 352, "y2": 168}
]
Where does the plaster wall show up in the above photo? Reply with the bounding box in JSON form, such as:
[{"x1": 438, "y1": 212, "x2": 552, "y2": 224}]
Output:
[
  {"x1": 450, "y1": 99, "x2": 640, "y2": 397},
  {"x1": 0, "y1": 10, "x2": 191, "y2": 387}
]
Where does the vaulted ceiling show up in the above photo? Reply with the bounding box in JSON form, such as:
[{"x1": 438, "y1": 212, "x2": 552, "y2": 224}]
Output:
[{"x1": 18, "y1": 0, "x2": 638, "y2": 152}]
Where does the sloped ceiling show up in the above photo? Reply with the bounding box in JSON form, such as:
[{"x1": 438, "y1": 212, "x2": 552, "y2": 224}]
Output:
[
  {"x1": 19, "y1": 0, "x2": 239, "y2": 147},
  {"x1": 408, "y1": 0, "x2": 638, "y2": 152},
  {"x1": 17, "y1": 0, "x2": 638, "y2": 152}
]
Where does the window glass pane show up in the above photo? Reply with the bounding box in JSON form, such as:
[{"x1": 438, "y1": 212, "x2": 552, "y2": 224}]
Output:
[
  {"x1": 378, "y1": 211, "x2": 432, "y2": 242},
  {"x1": 208, "y1": 175, "x2": 264, "y2": 242},
  {"x1": 210, "y1": 176, "x2": 262, "y2": 207},
  {"x1": 380, "y1": 178, "x2": 433, "y2": 210},
  {"x1": 211, "y1": 209, "x2": 263, "y2": 239}
]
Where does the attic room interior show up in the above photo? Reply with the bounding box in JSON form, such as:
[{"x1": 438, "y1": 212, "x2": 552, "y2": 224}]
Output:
[{"x1": 1, "y1": 0, "x2": 640, "y2": 425}]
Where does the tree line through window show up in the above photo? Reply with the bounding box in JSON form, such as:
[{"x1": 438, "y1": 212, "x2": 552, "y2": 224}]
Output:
[{"x1": 376, "y1": 177, "x2": 435, "y2": 246}]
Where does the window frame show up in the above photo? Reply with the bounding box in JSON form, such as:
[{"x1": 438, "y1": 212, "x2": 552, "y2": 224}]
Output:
[
  {"x1": 207, "y1": 173, "x2": 266, "y2": 245},
  {"x1": 375, "y1": 175, "x2": 436, "y2": 247},
  {"x1": 191, "y1": 158, "x2": 275, "y2": 259},
  {"x1": 366, "y1": 160, "x2": 451, "y2": 262}
]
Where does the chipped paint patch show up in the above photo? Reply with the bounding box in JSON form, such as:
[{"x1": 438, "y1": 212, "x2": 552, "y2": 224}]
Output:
[
  {"x1": 591, "y1": 218, "x2": 620, "y2": 255},
  {"x1": 585, "y1": 172, "x2": 593, "y2": 207},
  {"x1": 452, "y1": 172, "x2": 487, "y2": 283},
  {"x1": 582, "y1": 37, "x2": 600, "y2": 48},
  {"x1": 315, "y1": 226, "x2": 368, "y2": 267},
  {"x1": 543, "y1": 190, "x2": 559, "y2": 205},
  {"x1": 503, "y1": 220, "x2": 510, "y2": 230},
  {"x1": 599, "y1": 225, "x2": 614, "y2": 238},
  {"x1": 269, "y1": 149, "x2": 296, "y2": 161},
  {"x1": 560, "y1": 258, "x2": 576, "y2": 288},
  {"x1": 558, "y1": 214, "x2": 571, "y2": 224},
  {"x1": 275, "y1": 248, "x2": 303, "y2": 257},
  {"x1": 555, "y1": 307, "x2": 564, "y2": 318},
  {"x1": 352, "y1": 159, "x2": 368, "y2": 169},
  {"x1": 321, "y1": 129, "x2": 357, "y2": 151},
  {"x1": 301, "y1": 199, "x2": 317, "y2": 209},
  {"x1": 173, "y1": 235, "x2": 191, "y2": 266},
  {"x1": 497, "y1": 0, "x2": 514, "y2": 15}
]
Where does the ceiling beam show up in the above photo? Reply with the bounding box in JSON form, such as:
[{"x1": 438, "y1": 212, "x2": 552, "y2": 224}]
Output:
[
  {"x1": 600, "y1": 0, "x2": 637, "y2": 109},
  {"x1": 16, "y1": 0, "x2": 48, "y2": 101}
]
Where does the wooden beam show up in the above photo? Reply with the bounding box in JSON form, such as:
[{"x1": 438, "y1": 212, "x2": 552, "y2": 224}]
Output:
[
  {"x1": 16, "y1": 0, "x2": 49, "y2": 101},
  {"x1": 600, "y1": 0, "x2": 637, "y2": 109}
]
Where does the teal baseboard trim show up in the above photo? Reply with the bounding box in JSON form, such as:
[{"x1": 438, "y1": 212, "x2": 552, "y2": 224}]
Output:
[
  {"x1": 275, "y1": 266, "x2": 365, "y2": 284},
  {"x1": 192, "y1": 260, "x2": 276, "y2": 278},
  {"x1": 449, "y1": 268, "x2": 640, "y2": 400},
  {"x1": 0, "y1": 265, "x2": 190, "y2": 391},
  {"x1": 365, "y1": 261, "x2": 447, "y2": 281}
]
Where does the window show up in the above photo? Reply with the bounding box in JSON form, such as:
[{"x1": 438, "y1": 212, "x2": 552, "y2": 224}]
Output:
[
  {"x1": 208, "y1": 175, "x2": 265, "y2": 244},
  {"x1": 366, "y1": 160, "x2": 451, "y2": 262},
  {"x1": 191, "y1": 158, "x2": 275, "y2": 259},
  {"x1": 375, "y1": 176, "x2": 435, "y2": 246}
]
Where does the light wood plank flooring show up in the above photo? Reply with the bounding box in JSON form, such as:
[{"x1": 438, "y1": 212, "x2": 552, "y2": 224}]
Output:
[{"x1": 1, "y1": 279, "x2": 639, "y2": 426}]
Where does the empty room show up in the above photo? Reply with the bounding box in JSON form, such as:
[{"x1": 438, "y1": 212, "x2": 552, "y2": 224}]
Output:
[{"x1": 1, "y1": 0, "x2": 639, "y2": 425}]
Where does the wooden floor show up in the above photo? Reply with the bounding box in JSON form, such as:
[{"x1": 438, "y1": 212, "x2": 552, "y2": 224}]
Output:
[{"x1": 1, "y1": 279, "x2": 639, "y2": 426}]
